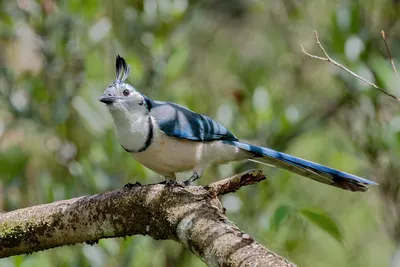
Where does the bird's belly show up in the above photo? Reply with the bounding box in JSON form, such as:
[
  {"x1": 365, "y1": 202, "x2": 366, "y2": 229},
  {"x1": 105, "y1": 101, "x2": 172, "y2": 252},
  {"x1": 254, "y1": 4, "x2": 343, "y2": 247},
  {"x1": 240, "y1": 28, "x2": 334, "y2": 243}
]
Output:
[
  {"x1": 130, "y1": 131, "x2": 251, "y2": 177},
  {"x1": 130, "y1": 134, "x2": 199, "y2": 176}
]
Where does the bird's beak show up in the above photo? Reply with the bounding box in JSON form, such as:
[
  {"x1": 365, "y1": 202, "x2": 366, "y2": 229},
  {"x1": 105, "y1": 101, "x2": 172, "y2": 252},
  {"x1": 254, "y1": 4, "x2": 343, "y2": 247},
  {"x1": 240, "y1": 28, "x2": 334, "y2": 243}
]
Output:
[{"x1": 99, "y1": 93, "x2": 117, "y2": 105}]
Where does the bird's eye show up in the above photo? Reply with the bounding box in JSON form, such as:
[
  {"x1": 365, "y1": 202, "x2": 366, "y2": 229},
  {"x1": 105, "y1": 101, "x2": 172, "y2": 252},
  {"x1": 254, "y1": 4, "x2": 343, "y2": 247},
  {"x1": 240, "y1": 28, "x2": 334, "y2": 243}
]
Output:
[{"x1": 123, "y1": 89, "x2": 130, "y2": 96}]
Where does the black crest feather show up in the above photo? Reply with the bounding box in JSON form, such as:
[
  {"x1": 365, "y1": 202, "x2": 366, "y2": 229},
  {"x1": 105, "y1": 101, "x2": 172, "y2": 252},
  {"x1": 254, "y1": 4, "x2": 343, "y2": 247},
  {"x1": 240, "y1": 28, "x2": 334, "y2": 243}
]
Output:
[{"x1": 115, "y1": 55, "x2": 131, "y2": 82}]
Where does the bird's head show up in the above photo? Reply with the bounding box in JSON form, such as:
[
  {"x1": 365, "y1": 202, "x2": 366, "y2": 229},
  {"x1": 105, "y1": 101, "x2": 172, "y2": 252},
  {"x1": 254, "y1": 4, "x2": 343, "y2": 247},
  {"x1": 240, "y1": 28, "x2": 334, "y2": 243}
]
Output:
[{"x1": 99, "y1": 55, "x2": 148, "y2": 113}]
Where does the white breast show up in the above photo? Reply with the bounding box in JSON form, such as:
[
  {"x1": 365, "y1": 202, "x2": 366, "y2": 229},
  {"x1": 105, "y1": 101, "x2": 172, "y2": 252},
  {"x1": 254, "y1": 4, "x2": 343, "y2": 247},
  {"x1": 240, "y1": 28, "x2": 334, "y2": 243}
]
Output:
[{"x1": 110, "y1": 107, "x2": 150, "y2": 152}]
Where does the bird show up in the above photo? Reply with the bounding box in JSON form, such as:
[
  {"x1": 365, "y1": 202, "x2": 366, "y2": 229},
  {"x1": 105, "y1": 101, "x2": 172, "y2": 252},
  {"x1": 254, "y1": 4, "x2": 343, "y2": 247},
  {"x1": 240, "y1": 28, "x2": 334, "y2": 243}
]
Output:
[{"x1": 99, "y1": 55, "x2": 377, "y2": 192}]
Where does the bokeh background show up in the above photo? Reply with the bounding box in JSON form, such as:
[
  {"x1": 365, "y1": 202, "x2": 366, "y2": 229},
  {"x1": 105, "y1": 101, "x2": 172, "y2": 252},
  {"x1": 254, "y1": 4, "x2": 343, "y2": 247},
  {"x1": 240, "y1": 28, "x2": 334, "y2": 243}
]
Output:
[{"x1": 1, "y1": 0, "x2": 400, "y2": 266}]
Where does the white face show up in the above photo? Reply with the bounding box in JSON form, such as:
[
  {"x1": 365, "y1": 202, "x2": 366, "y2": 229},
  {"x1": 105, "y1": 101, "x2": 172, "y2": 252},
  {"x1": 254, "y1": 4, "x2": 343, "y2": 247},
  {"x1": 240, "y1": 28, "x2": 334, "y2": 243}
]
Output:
[
  {"x1": 99, "y1": 55, "x2": 148, "y2": 113},
  {"x1": 99, "y1": 82, "x2": 147, "y2": 113}
]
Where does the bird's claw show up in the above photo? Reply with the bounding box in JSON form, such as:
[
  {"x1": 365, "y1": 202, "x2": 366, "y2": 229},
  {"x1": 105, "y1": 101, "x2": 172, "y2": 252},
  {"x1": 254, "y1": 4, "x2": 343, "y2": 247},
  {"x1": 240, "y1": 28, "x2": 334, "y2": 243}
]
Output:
[
  {"x1": 161, "y1": 179, "x2": 185, "y2": 187},
  {"x1": 123, "y1": 182, "x2": 141, "y2": 189},
  {"x1": 183, "y1": 172, "x2": 199, "y2": 186}
]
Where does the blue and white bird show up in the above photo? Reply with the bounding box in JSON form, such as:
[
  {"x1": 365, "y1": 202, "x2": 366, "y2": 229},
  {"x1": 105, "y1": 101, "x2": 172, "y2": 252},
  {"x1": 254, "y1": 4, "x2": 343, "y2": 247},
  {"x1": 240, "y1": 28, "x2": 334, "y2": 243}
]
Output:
[{"x1": 99, "y1": 55, "x2": 377, "y2": 192}]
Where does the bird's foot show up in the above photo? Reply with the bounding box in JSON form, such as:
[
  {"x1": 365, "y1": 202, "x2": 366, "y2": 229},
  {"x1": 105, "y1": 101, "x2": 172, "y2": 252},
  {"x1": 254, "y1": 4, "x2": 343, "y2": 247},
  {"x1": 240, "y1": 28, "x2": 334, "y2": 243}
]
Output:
[
  {"x1": 160, "y1": 178, "x2": 185, "y2": 187},
  {"x1": 183, "y1": 172, "x2": 200, "y2": 186},
  {"x1": 123, "y1": 182, "x2": 141, "y2": 189}
]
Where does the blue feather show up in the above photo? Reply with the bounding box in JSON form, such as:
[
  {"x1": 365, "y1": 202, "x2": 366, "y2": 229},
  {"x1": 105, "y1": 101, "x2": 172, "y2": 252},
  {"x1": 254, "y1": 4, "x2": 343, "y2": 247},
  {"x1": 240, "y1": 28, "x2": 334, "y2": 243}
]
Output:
[
  {"x1": 225, "y1": 141, "x2": 377, "y2": 192},
  {"x1": 149, "y1": 100, "x2": 238, "y2": 142}
]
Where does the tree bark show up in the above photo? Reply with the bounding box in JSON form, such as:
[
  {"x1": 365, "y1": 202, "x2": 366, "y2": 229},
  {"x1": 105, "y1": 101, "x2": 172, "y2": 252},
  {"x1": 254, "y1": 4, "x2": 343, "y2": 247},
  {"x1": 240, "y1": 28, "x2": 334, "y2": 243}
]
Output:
[{"x1": 0, "y1": 170, "x2": 295, "y2": 267}]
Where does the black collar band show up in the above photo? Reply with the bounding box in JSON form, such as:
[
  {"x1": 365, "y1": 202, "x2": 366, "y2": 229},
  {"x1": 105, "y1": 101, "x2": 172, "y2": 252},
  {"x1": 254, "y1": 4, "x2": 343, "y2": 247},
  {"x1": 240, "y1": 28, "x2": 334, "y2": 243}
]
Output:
[{"x1": 120, "y1": 115, "x2": 154, "y2": 153}]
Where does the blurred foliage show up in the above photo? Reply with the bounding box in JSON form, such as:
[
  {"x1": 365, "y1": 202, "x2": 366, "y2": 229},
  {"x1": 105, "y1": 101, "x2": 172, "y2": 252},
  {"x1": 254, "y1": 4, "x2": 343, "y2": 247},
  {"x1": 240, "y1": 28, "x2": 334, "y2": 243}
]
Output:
[{"x1": 1, "y1": 0, "x2": 400, "y2": 266}]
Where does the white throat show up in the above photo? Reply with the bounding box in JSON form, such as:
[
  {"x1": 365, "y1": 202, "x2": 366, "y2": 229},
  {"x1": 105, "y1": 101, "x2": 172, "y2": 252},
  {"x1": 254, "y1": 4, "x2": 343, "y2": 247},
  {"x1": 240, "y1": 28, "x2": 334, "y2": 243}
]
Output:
[{"x1": 109, "y1": 107, "x2": 152, "y2": 152}]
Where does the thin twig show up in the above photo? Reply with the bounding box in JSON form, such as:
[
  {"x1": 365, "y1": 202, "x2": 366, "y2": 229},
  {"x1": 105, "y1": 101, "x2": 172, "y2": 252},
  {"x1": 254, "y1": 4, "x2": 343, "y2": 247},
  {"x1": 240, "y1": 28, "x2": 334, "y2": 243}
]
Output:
[
  {"x1": 300, "y1": 30, "x2": 400, "y2": 102},
  {"x1": 381, "y1": 30, "x2": 400, "y2": 82}
]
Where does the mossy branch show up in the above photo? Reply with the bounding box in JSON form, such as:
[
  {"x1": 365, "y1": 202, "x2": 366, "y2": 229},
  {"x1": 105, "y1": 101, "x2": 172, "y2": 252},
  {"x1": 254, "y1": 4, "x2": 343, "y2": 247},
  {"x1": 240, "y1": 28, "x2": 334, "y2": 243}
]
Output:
[{"x1": 0, "y1": 170, "x2": 295, "y2": 267}]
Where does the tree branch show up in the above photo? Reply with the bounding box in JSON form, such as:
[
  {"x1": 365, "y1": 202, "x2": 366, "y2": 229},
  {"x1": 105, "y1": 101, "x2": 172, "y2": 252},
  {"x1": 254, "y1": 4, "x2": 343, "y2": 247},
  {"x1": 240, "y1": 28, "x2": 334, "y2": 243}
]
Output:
[
  {"x1": 381, "y1": 30, "x2": 400, "y2": 82},
  {"x1": 300, "y1": 30, "x2": 400, "y2": 102},
  {"x1": 207, "y1": 169, "x2": 266, "y2": 196},
  {"x1": 0, "y1": 170, "x2": 295, "y2": 267}
]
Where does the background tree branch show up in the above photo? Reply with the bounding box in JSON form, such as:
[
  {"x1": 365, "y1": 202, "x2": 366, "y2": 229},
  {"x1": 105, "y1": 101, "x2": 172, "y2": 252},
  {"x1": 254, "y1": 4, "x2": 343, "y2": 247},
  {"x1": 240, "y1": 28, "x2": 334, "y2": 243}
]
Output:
[
  {"x1": 0, "y1": 170, "x2": 295, "y2": 267},
  {"x1": 301, "y1": 30, "x2": 400, "y2": 102}
]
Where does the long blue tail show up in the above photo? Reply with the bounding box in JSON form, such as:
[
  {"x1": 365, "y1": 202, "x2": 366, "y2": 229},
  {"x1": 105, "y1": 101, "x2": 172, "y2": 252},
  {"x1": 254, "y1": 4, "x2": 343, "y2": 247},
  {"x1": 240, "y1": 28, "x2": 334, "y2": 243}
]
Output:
[{"x1": 226, "y1": 141, "x2": 377, "y2": 192}]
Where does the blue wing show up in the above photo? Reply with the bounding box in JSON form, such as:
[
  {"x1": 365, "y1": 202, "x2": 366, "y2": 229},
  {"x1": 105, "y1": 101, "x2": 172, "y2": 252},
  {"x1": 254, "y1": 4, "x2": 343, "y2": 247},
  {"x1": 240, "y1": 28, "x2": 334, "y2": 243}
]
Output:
[{"x1": 148, "y1": 100, "x2": 238, "y2": 142}]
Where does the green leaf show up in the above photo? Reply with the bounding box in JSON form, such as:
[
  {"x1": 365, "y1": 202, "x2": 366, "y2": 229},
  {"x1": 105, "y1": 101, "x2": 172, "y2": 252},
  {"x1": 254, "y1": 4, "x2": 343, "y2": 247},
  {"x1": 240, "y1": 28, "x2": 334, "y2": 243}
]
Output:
[
  {"x1": 301, "y1": 209, "x2": 343, "y2": 243},
  {"x1": 271, "y1": 204, "x2": 292, "y2": 232}
]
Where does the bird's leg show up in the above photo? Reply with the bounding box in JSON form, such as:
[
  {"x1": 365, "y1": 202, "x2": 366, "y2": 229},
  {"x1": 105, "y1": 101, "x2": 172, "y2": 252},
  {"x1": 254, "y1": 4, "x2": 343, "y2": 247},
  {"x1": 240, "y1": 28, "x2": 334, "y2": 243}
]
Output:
[{"x1": 184, "y1": 172, "x2": 200, "y2": 186}]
